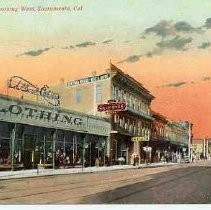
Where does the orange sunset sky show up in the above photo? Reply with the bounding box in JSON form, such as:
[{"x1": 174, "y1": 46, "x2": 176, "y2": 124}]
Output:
[{"x1": 1, "y1": 0, "x2": 211, "y2": 138}]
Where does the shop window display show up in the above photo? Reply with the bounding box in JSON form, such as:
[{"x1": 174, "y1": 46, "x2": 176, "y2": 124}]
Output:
[{"x1": 0, "y1": 122, "x2": 11, "y2": 170}]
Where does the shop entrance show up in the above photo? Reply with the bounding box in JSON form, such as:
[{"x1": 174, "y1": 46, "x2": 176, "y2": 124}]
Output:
[{"x1": 23, "y1": 134, "x2": 36, "y2": 169}]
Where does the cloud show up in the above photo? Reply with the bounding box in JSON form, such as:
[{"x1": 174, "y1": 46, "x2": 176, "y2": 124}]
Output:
[
  {"x1": 202, "y1": 76, "x2": 211, "y2": 81},
  {"x1": 145, "y1": 52, "x2": 154, "y2": 57},
  {"x1": 174, "y1": 21, "x2": 200, "y2": 33},
  {"x1": 157, "y1": 81, "x2": 188, "y2": 88},
  {"x1": 102, "y1": 39, "x2": 113, "y2": 44},
  {"x1": 198, "y1": 42, "x2": 211, "y2": 49},
  {"x1": 145, "y1": 20, "x2": 175, "y2": 38},
  {"x1": 144, "y1": 20, "x2": 202, "y2": 39},
  {"x1": 17, "y1": 48, "x2": 51, "y2": 57},
  {"x1": 156, "y1": 36, "x2": 192, "y2": 51},
  {"x1": 61, "y1": 45, "x2": 75, "y2": 50},
  {"x1": 145, "y1": 48, "x2": 163, "y2": 57},
  {"x1": 204, "y1": 17, "x2": 211, "y2": 29},
  {"x1": 164, "y1": 81, "x2": 187, "y2": 88},
  {"x1": 118, "y1": 54, "x2": 142, "y2": 64},
  {"x1": 75, "y1": 41, "x2": 96, "y2": 48}
]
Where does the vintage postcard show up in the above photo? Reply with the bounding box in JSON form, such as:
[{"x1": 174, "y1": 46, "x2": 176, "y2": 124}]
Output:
[{"x1": 0, "y1": 0, "x2": 211, "y2": 207}]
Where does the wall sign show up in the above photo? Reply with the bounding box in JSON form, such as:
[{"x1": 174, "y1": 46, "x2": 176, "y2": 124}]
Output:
[
  {"x1": 67, "y1": 73, "x2": 110, "y2": 87},
  {"x1": 8, "y1": 76, "x2": 60, "y2": 107},
  {"x1": 132, "y1": 136, "x2": 148, "y2": 142},
  {"x1": 143, "y1": 146, "x2": 152, "y2": 152},
  {"x1": 97, "y1": 100, "x2": 127, "y2": 112},
  {"x1": 0, "y1": 96, "x2": 110, "y2": 136}
]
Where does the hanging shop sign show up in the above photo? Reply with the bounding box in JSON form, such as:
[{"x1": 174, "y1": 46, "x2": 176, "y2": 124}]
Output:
[
  {"x1": 131, "y1": 136, "x2": 148, "y2": 142},
  {"x1": 182, "y1": 148, "x2": 187, "y2": 152},
  {"x1": 67, "y1": 73, "x2": 110, "y2": 87},
  {"x1": 143, "y1": 146, "x2": 152, "y2": 152},
  {"x1": 8, "y1": 76, "x2": 60, "y2": 107},
  {"x1": 97, "y1": 100, "x2": 127, "y2": 112}
]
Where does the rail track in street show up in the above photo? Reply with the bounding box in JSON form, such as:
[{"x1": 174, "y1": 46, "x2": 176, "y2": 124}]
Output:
[{"x1": 0, "y1": 162, "x2": 210, "y2": 204}]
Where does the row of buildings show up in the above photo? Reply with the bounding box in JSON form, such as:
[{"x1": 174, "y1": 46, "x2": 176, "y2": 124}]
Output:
[
  {"x1": 0, "y1": 63, "x2": 193, "y2": 170},
  {"x1": 192, "y1": 138, "x2": 211, "y2": 160}
]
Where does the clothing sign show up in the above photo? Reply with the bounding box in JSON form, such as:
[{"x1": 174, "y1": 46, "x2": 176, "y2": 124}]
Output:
[{"x1": 0, "y1": 95, "x2": 110, "y2": 136}]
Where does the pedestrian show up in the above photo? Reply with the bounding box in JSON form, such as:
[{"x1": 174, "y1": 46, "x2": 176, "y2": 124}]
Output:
[{"x1": 95, "y1": 158, "x2": 99, "y2": 167}]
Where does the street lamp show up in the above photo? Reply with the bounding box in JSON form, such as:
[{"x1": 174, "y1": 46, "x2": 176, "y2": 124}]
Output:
[{"x1": 188, "y1": 122, "x2": 192, "y2": 163}]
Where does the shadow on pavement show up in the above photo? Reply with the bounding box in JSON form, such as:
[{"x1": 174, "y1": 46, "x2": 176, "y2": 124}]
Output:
[{"x1": 79, "y1": 165, "x2": 211, "y2": 204}]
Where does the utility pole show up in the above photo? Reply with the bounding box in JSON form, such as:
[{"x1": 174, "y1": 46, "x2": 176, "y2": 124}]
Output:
[
  {"x1": 52, "y1": 130, "x2": 57, "y2": 170},
  {"x1": 188, "y1": 122, "x2": 192, "y2": 162},
  {"x1": 203, "y1": 138, "x2": 206, "y2": 159},
  {"x1": 206, "y1": 139, "x2": 209, "y2": 160}
]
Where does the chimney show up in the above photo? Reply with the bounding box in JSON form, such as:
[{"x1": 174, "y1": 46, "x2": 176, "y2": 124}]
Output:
[
  {"x1": 91, "y1": 71, "x2": 97, "y2": 76},
  {"x1": 59, "y1": 78, "x2": 65, "y2": 85}
]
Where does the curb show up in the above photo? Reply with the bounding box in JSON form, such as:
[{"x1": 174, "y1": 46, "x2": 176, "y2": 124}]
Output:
[{"x1": 0, "y1": 163, "x2": 178, "y2": 180}]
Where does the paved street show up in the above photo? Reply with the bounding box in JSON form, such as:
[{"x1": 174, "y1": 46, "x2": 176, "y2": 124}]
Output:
[{"x1": 0, "y1": 161, "x2": 210, "y2": 204}]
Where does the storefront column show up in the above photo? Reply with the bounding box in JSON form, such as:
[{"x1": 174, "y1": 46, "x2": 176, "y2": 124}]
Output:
[
  {"x1": 133, "y1": 141, "x2": 140, "y2": 164},
  {"x1": 206, "y1": 139, "x2": 209, "y2": 159},
  {"x1": 43, "y1": 135, "x2": 46, "y2": 167},
  {"x1": 107, "y1": 135, "x2": 112, "y2": 165},
  {"x1": 10, "y1": 124, "x2": 16, "y2": 171},
  {"x1": 52, "y1": 130, "x2": 57, "y2": 170},
  {"x1": 82, "y1": 133, "x2": 87, "y2": 171},
  {"x1": 126, "y1": 146, "x2": 129, "y2": 164}
]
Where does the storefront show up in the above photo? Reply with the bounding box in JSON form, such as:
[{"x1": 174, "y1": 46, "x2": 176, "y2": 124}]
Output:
[{"x1": 0, "y1": 94, "x2": 110, "y2": 171}]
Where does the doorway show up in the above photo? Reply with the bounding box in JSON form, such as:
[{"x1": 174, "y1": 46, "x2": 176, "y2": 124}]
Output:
[{"x1": 23, "y1": 134, "x2": 35, "y2": 169}]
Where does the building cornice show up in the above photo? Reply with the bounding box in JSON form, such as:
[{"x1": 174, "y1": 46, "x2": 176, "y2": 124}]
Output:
[{"x1": 110, "y1": 63, "x2": 155, "y2": 101}]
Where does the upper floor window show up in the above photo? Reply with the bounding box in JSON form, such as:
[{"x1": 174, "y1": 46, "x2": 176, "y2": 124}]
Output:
[
  {"x1": 115, "y1": 88, "x2": 119, "y2": 100},
  {"x1": 75, "y1": 89, "x2": 81, "y2": 103},
  {"x1": 132, "y1": 98, "x2": 135, "y2": 109},
  {"x1": 112, "y1": 85, "x2": 116, "y2": 99},
  {"x1": 96, "y1": 84, "x2": 102, "y2": 103}
]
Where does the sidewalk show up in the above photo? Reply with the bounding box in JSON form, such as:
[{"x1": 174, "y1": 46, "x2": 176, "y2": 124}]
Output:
[{"x1": 0, "y1": 162, "x2": 178, "y2": 180}]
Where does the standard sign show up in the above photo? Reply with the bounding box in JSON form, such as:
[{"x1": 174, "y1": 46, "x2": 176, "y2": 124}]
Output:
[
  {"x1": 143, "y1": 146, "x2": 152, "y2": 152},
  {"x1": 132, "y1": 137, "x2": 148, "y2": 142},
  {"x1": 67, "y1": 73, "x2": 110, "y2": 87},
  {"x1": 0, "y1": 96, "x2": 110, "y2": 136},
  {"x1": 97, "y1": 101, "x2": 127, "y2": 112}
]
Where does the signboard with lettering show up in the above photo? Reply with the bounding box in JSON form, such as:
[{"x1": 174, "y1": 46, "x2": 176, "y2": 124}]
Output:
[
  {"x1": 8, "y1": 76, "x2": 60, "y2": 107},
  {"x1": 97, "y1": 100, "x2": 127, "y2": 112},
  {"x1": 0, "y1": 96, "x2": 110, "y2": 136},
  {"x1": 143, "y1": 146, "x2": 152, "y2": 152},
  {"x1": 131, "y1": 136, "x2": 148, "y2": 142},
  {"x1": 67, "y1": 73, "x2": 110, "y2": 87}
]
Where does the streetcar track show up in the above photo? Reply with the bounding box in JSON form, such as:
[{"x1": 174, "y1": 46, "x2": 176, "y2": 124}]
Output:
[
  {"x1": 44, "y1": 167, "x2": 206, "y2": 204},
  {"x1": 0, "y1": 166, "x2": 172, "y2": 195},
  {"x1": 0, "y1": 173, "x2": 152, "y2": 201},
  {"x1": 107, "y1": 167, "x2": 211, "y2": 203},
  {"x1": 0, "y1": 164, "x2": 207, "y2": 203}
]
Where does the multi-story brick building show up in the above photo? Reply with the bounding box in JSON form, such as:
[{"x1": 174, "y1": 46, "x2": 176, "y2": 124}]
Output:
[
  {"x1": 13, "y1": 63, "x2": 193, "y2": 166},
  {"x1": 150, "y1": 111, "x2": 169, "y2": 162},
  {"x1": 0, "y1": 94, "x2": 110, "y2": 171},
  {"x1": 164, "y1": 121, "x2": 192, "y2": 162},
  {"x1": 150, "y1": 112, "x2": 191, "y2": 163},
  {"x1": 192, "y1": 138, "x2": 211, "y2": 160},
  {"x1": 52, "y1": 63, "x2": 155, "y2": 165}
]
